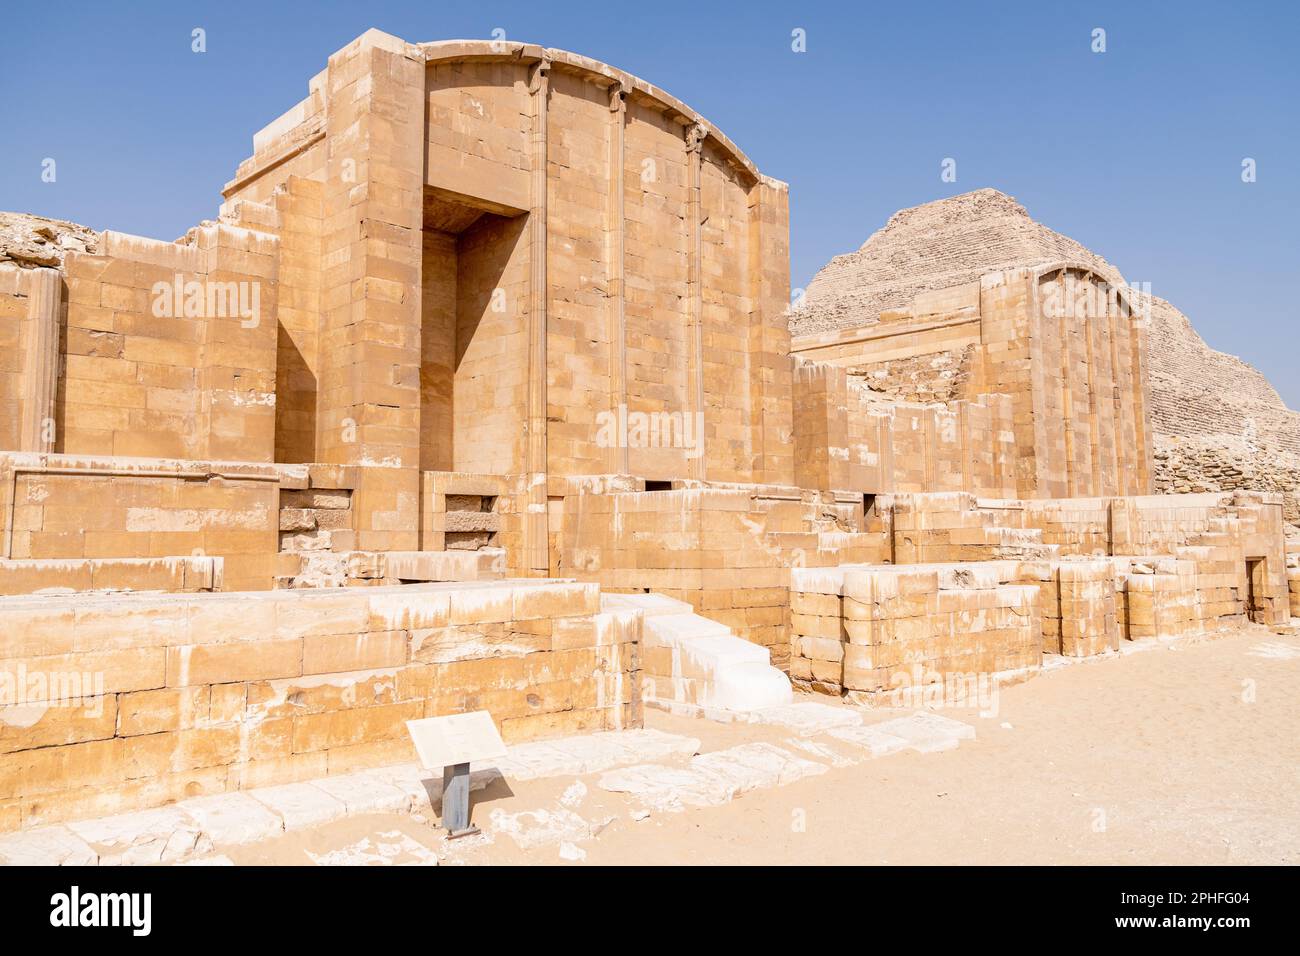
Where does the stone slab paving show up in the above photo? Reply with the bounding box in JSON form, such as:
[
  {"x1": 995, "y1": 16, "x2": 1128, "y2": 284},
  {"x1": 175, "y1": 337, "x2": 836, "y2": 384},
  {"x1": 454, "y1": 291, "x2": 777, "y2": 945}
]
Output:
[
  {"x1": 749, "y1": 701, "x2": 864, "y2": 736},
  {"x1": 67, "y1": 806, "x2": 211, "y2": 866},
  {"x1": 0, "y1": 824, "x2": 99, "y2": 866},
  {"x1": 247, "y1": 783, "x2": 348, "y2": 832},
  {"x1": 483, "y1": 728, "x2": 701, "y2": 779},
  {"x1": 598, "y1": 742, "x2": 828, "y2": 812},
  {"x1": 181, "y1": 793, "x2": 285, "y2": 846},
  {"x1": 866, "y1": 713, "x2": 976, "y2": 753},
  {"x1": 825, "y1": 724, "x2": 913, "y2": 758}
]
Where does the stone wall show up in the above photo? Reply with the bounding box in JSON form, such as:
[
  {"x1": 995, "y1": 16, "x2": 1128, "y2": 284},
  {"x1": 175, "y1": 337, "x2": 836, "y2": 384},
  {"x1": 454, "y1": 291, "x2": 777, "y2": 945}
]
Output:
[
  {"x1": 1288, "y1": 552, "x2": 1300, "y2": 617},
  {"x1": 789, "y1": 562, "x2": 1041, "y2": 698},
  {"x1": 61, "y1": 229, "x2": 279, "y2": 462},
  {"x1": 792, "y1": 264, "x2": 1152, "y2": 500},
  {"x1": 792, "y1": 360, "x2": 1017, "y2": 497},
  {"x1": 0, "y1": 453, "x2": 281, "y2": 592},
  {"x1": 789, "y1": 485, "x2": 1292, "y2": 701},
  {"x1": 557, "y1": 484, "x2": 885, "y2": 668},
  {"x1": 211, "y1": 31, "x2": 795, "y2": 565},
  {"x1": 0, "y1": 265, "x2": 55, "y2": 454},
  {"x1": 0, "y1": 579, "x2": 639, "y2": 832},
  {"x1": 849, "y1": 345, "x2": 973, "y2": 404}
]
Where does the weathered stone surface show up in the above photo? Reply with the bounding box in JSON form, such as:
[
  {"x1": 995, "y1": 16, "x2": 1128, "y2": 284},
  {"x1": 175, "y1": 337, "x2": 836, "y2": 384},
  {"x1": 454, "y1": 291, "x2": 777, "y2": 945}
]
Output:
[
  {"x1": 488, "y1": 807, "x2": 601, "y2": 850},
  {"x1": 599, "y1": 742, "x2": 827, "y2": 812},
  {"x1": 0, "y1": 212, "x2": 98, "y2": 269},
  {"x1": 0, "y1": 824, "x2": 98, "y2": 865},
  {"x1": 868, "y1": 713, "x2": 976, "y2": 753},
  {"x1": 246, "y1": 783, "x2": 347, "y2": 831},
  {"x1": 67, "y1": 806, "x2": 210, "y2": 865},
  {"x1": 751, "y1": 702, "x2": 862, "y2": 736},
  {"x1": 179, "y1": 793, "x2": 284, "y2": 845}
]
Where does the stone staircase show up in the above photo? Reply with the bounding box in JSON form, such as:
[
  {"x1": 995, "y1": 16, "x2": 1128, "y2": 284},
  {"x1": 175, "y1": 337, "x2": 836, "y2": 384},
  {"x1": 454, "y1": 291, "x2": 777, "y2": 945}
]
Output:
[{"x1": 601, "y1": 593, "x2": 793, "y2": 715}]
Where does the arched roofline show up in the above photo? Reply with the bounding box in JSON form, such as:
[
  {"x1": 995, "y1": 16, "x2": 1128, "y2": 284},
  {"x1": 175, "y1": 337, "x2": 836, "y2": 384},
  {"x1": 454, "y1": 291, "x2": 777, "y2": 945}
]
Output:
[
  {"x1": 417, "y1": 39, "x2": 764, "y2": 184},
  {"x1": 1029, "y1": 260, "x2": 1139, "y2": 314}
]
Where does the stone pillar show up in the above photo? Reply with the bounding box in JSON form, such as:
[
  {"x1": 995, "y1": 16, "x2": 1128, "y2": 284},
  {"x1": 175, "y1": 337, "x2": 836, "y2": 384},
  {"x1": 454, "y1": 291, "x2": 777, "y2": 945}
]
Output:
[
  {"x1": 19, "y1": 268, "x2": 60, "y2": 453},
  {"x1": 193, "y1": 223, "x2": 279, "y2": 463},
  {"x1": 525, "y1": 57, "x2": 551, "y2": 572},
  {"x1": 316, "y1": 30, "x2": 426, "y2": 550},
  {"x1": 685, "y1": 122, "x2": 707, "y2": 482},
  {"x1": 1129, "y1": 297, "x2": 1155, "y2": 495},
  {"x1": 747, "y1": 176, "x2": 795, "y2": 486},
  {"x1": 605, "y1": 81, "x2": 628, "y2": 476}
]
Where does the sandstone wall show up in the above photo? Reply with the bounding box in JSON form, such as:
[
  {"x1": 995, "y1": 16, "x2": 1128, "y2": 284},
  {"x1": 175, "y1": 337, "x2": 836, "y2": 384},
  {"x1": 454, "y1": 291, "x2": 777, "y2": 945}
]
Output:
[
  {"x1": 789, "y1": 562, "x2": 1041, "y2": 697},
  {"x1": 789, "y1": 488, "x2": 1290, "y2": 700},
  {"x1": 890, "y1": 490, "x2": 1290, "y2": 629},
  {"x1": 792, "y1": 360, "x2": 1016, "y2": 498},
  {"x1": 0, "y1": 454, "x2": 281, "y2": 592},
  {"x1": 0, "y1": 266, "x2": 49, "y2": 453},
  {"x1": 792, "y1": 264, "x2": 1152, "y2": 499},
  {"x1": 60, "y1": 229, "x2": 278, "y2": 462}
]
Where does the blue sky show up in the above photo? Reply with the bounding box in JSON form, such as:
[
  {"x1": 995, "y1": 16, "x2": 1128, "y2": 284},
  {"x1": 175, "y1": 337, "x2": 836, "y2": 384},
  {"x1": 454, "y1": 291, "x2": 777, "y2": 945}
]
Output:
[{"x1": 2, "y1": 1, "x2": 1296, "y2": 406}]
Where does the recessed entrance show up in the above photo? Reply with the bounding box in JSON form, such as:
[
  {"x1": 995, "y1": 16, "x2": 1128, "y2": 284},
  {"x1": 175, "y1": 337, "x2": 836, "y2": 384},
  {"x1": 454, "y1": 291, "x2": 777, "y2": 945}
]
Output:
[
  {"x1": 420, "y1": 186, "x2": 528, "y2": 475},
  {"x1": 1245, "y1": 558, "x2": 1266, "y2": 623}
]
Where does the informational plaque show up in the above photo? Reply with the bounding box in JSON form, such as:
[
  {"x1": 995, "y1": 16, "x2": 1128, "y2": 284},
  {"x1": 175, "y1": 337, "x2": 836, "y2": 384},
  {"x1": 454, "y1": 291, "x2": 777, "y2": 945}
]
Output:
[{"x1": 405, "y1": 711, "x2": 507, "y2": 771}]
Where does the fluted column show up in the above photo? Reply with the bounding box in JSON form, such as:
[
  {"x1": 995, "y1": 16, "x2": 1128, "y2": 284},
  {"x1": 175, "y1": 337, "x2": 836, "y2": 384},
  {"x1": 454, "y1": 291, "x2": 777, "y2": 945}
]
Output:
[
  {"x1": 525, "y1": 57, "x2": 551, "y2": 571},
  {"x1": 685, "y1": 122, "x2": 707, "y2": 482},
  {"x1": 20, "y1": 268, "x2": 61, "y2": 453}
]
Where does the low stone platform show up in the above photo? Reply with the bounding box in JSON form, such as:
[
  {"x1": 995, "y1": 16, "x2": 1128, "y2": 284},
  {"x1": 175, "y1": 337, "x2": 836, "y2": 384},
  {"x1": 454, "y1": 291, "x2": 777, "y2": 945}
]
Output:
[
  {"x1": 0, "y1": 707, "x2": 983, "y2": 865},
  {"x1": 0, "y1": 579, "x2": 640, "y2": 833}
]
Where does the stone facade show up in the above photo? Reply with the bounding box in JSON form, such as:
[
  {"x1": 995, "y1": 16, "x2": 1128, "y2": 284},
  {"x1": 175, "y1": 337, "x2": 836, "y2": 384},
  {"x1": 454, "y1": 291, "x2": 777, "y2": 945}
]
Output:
[
  {"x1": 0, "y1": 30, "x2": 1291, "y2": 833},
  {"x1": 791, "y1": 263, "x2": 1154, "y2": 499},
  {"x1": 793, "y1": 187, "x2": 1300, "y2": 531}
]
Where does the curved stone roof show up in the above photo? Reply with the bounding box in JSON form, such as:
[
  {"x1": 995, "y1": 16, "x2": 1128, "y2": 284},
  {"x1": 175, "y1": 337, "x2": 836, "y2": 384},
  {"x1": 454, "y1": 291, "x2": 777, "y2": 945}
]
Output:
[{"x1": 417, "y1": 39, "x2": 766, "y2": 184}]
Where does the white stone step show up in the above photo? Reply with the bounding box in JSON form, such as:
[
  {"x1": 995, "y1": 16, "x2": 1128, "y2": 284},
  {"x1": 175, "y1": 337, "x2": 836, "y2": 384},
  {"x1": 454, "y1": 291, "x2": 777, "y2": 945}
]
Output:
[
  {"x1": 599, "y1": 592, "x2": 695, "y2": 617},
  {"x1": 644, "y1": 612, "x2": 734, "y2": 644},
  {"x1": 636, "y1": 600, "x2": 793, "y2": 713}
]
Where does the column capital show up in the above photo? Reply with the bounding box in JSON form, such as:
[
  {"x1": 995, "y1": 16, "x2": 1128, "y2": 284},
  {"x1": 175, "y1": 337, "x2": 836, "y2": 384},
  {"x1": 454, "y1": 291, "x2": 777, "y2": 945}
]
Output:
[
  {"x1": 607, "y1": 81, "x2": 626, "y2": 112},
  {"x1": 685, "y1": 121, "x2": 707, "y2": 153},
  {"x1": 529, "y1": 56, "x2": 552, "y2": 93}
]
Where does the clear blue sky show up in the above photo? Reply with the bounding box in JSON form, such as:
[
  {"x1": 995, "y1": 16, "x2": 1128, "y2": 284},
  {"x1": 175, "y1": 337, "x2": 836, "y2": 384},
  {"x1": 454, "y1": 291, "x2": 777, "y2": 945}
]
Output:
[{"x1": 2, "y1": 1, "x2": 1296, "y2": 406}]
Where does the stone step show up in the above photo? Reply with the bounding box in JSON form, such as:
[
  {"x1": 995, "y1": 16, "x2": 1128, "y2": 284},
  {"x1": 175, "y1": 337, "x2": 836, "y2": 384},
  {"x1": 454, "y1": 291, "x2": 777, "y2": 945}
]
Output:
[
  {"x1": 599, "y1": 592, "x2": 695, "y2": 617},
  {"x1": 636, "y1": 599, "x2": 793, "y2": 714}
]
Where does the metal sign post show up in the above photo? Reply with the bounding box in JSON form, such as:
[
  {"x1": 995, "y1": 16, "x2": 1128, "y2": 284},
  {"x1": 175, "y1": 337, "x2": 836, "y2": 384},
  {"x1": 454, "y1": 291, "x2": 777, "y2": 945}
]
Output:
[
  {"x1": 406, "y1": 712, "x2": 508, "y2": 839},
  {"x1": 441, "y1": 762, "x2": 477, "y2": 838}
]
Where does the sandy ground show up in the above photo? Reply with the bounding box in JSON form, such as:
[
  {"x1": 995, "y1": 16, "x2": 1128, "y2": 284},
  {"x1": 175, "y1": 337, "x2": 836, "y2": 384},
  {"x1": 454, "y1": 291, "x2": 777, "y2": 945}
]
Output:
[{"x1": 222, "y1": 622, "x2": 1300, "y2": 866}]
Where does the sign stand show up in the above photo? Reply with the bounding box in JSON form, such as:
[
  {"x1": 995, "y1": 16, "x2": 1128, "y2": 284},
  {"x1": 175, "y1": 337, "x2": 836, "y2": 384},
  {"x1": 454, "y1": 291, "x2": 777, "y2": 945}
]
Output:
[
  {"x1": 405, "y1": 711, "x2": 508, "y2": 840},
  {"x1": 441, "y1": 762, "x2": 478, "y2": 839}
]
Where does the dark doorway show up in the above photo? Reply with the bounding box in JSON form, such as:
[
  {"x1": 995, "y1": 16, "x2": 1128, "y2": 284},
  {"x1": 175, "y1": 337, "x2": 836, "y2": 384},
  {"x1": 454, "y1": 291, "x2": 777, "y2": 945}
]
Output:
[{"x1": 1245, "y1": 558, "x2": 1265, "y2": 623}]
